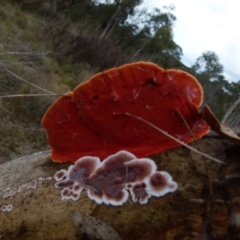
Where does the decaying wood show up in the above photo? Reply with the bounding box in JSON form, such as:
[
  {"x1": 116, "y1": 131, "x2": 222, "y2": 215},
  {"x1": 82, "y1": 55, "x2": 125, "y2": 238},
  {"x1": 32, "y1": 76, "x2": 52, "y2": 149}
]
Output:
[
  {"x1": 0, "y1": 134, "x2": 240, "y2": 240},
  {"x1": 71, "y1": 211, "x2": 122, "y2": 240}
]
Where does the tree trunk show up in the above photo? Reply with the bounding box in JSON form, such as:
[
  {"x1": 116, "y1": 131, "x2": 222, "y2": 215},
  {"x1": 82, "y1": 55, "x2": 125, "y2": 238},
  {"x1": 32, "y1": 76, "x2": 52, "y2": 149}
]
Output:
[{"x1": 0, "y1": 132, "x2": 240, "y2": 240}]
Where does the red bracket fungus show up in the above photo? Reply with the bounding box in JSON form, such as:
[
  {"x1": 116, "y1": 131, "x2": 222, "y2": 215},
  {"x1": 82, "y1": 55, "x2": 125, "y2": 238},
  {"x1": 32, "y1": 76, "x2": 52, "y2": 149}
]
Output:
[
  {"x1": 54, "y1": 150, "x2": 178, "y2": 205},
  {"x1": 42, "y1": 62, "x2": 209, "y2": 163}
]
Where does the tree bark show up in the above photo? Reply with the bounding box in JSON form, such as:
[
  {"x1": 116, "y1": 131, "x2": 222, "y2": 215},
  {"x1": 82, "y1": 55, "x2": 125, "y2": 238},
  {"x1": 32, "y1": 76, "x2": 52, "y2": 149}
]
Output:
[{"x1": 0, "y1": 132, "x2": 240, "y2": 240}]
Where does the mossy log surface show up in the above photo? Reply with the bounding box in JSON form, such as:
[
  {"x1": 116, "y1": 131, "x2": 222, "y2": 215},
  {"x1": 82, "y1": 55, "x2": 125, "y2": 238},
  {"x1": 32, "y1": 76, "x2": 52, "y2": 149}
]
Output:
[{"x1": 0, "y1": 132, "x2": 240, "y2": 240}]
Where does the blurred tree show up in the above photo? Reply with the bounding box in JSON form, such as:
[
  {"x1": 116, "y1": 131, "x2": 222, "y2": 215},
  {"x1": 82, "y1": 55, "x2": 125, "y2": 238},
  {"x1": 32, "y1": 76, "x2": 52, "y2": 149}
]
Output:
[
  {"x1": 49, "y1": 0, "x2": 182, "y2": 71},
  {"x1": 223, "y1": 80, "x2": 240, "y2": 126},
  {"x1": 191, "y1": 51, "x2": 235, "y2": 119},
  {"x1": 192, "y1": 51, "x2": 223, "y2": 83},
  {"x1": 122, "y1": 6, "x2": 183, "y2": 68}
]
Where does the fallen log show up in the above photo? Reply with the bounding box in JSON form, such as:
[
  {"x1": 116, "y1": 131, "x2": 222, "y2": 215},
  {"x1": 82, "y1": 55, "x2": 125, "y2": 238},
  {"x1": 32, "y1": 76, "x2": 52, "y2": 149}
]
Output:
[{"x1": 0, "y1": 133, "x2": 240, "y2": 240}]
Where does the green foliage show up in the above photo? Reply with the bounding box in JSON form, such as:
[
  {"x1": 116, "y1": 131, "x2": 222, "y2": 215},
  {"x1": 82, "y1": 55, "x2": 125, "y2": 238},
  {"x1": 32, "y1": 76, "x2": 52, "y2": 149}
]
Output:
[
  {"x1": 0, "y1": 0, "x2": 94, "y2": 161},
  {"x1": 7, "y1": 0, "x2": 181, "y2": 72},
  {"x1": 1, "y1": 0, "x2": 240, "y2": 162}
]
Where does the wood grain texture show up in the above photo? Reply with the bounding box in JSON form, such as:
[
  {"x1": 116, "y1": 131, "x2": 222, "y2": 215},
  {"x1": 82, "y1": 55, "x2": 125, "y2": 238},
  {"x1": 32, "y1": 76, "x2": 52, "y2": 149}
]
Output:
[{"x1": 0, "y1": 133, "x2": 240, "y2": 240}]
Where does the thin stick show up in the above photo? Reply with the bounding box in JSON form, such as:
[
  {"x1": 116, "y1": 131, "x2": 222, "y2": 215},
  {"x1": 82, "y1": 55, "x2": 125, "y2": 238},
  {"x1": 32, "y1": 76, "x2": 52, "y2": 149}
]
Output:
[
  {"x1": 0, "y1": 64, "x2": 55, "y2": 94},
  {"x1": 222, "y1": 95, "x2": 240, "y2": 123},
  {"x1": 0, "y1": 52, "x2": 47, "y2": 56},
  {"x1": 0, "y1": 94, "x2": 62, "y2": 98},
  {"x1": 177, "y1": 110, "x2": 215, "y2": 238},
  {"x1": 124, "y1": 112, "x2": 225, "y2": 165},
  {"x1": 177, "y1": 110, "x2": 214, "y2": 194}
]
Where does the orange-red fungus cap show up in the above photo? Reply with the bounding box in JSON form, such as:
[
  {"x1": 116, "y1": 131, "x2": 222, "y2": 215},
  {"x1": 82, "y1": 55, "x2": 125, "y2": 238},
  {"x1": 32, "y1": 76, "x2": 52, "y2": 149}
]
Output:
[{"x1": 42, "y1": 62, "x2": 209, "y2": 163}]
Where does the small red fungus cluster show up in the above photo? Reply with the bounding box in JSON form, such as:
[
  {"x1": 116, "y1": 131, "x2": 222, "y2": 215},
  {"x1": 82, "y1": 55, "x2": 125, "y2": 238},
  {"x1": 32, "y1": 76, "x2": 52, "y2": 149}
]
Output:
[
  {"x1": 42, "y1": 62, "x2": 209, "y2": 163},
  {"x1": 54, "y1": 150, "x2": 177, "y2": 205}
]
